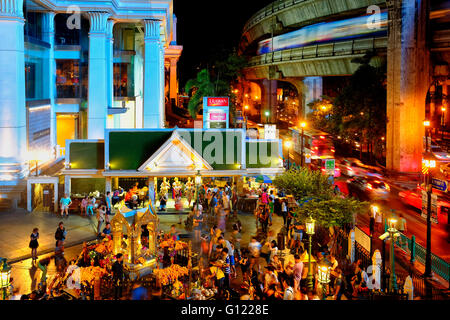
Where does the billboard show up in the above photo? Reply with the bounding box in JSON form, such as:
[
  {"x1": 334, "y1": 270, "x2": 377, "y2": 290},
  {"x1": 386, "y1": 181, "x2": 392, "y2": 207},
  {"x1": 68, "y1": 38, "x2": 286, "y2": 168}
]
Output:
[{"x1": 203, "y1": 97, "x2": 230, "y2": 129}]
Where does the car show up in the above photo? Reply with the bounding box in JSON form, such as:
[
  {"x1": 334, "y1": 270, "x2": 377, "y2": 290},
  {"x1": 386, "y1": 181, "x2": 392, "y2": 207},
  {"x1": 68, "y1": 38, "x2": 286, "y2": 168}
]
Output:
[
  {"x1": 336, "y1": 159, "x2": 368, "y2": 177},
  {"x1": 398, "y1": 186, "x2": 450, "y2": 216},
  {"x1": 431, "y1": 145, "x2": 450, "y2": 162},
  {"x1": 347, "y1": 176, "x2": 391, "y2": 201}
]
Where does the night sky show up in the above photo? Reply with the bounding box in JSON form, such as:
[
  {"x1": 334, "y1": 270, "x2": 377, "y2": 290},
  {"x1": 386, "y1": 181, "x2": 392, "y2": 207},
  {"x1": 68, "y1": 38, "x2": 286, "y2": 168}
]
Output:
[{"x1": 174, "y1": 0, "x2": 274, "y2": 88}]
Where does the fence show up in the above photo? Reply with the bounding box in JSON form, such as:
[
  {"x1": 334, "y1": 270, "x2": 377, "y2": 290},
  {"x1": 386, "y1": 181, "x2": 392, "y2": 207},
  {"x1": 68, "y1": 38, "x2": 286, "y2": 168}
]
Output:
[{"x1": 394, "y1": 232, "x2": 450, "y2": 283}]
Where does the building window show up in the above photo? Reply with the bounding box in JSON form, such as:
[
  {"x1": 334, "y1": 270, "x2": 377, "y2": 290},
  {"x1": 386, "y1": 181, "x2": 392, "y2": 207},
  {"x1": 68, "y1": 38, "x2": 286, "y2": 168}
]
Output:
[
  {"x1": 56, "y1": 60, "x2": 80, "y2": 98},
  {"x1": 55, "y1": 14, "x2": 81, "y2": 46},
  {"x1": 25, "y1": 55, "x2": 46, "y2": 100},
  {"x1": 24, "y1": 11, "x2": 43, "y2": 41},
  {"x1": 114, "y1": 63, "x2": 134, "y2": 98}
]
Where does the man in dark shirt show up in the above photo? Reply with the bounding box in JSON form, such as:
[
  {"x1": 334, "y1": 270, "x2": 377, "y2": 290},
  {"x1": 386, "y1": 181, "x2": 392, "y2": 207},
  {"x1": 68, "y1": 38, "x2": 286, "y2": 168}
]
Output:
[
  {"x1": 112, "y1": 253, "x2": 124, "y2": 300},
  {"x1": 99, "y1": 222, "x2": 112, "y2": 239},
  {"x1": 55, "y1": 222, "x2": 66, "y2": 247}
]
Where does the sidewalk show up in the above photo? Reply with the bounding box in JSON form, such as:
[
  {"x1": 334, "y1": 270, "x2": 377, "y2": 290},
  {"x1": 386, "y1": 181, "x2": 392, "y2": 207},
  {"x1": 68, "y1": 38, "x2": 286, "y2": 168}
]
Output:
[{"x1": 0, "y1": 209, "x2": 99, "y2": 263}]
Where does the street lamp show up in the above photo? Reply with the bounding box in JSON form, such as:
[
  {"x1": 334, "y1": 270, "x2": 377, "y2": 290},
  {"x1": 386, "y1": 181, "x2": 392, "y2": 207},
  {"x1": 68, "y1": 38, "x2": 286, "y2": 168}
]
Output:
[
  {"x1": 300, "y1": 121, "x2": 307, "y2": 167},
  {"x1": 195, "y1": 170, "x2": 202, "y2": 212},
  {"x1": 0, "y1": 258, "x2": 11, "y2": 300},
  {"x1": 317, "y1": 260, "x2": 331, "y2": 300},
  {"x1": 305, "y1": 215, "x2": 315, "y2": 291},
  {"x1": 423, "y1": 155, "x2": 436, "y2": 283},
  {"x1": 265, "y1": 110, "x2": 270, "y2": 124},
  {"x1": 387, "y1": 218, "x2": 399, "y2": 293},
  {"x1": 284, "y1": 141, "x2": 292, "y2": 170}
]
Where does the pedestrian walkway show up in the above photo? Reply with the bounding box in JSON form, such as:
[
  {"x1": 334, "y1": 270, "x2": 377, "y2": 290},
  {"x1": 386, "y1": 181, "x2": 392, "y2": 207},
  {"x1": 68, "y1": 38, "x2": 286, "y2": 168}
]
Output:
[{"x1": 0, "y1": 209, "x2": 98, "y2": 263}]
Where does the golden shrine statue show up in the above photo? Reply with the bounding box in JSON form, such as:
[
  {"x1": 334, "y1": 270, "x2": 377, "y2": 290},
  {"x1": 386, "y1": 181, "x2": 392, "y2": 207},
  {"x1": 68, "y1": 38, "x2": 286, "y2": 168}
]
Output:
[
  {"x1": 172, "y1": 177, "x2": 182, "y2": 198},
  {"x1": 160, "y1": 177, "x2": 170, "y2": 198},
  {"x1": 185, "y1": 177, "x2": 194, "y2": 206},
  {"x1": 111, "y1": 200, "x2": 159, "y2": 279}
]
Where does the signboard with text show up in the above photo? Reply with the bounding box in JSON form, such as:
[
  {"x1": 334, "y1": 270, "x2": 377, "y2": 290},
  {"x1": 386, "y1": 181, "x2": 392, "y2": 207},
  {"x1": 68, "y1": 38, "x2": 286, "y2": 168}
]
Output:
[
  {"x1": 421, "y1": 190, "x2": 439, "y2": 224},
  {"x1": 203, "y1": 97, "x2": 229, "y2": 129},
  {"x1": 324, "y1": 158, "x2": 336, "y2": 176},
  {"x1": 431, "y1": 178, "x2": 448, "y2": 192}
]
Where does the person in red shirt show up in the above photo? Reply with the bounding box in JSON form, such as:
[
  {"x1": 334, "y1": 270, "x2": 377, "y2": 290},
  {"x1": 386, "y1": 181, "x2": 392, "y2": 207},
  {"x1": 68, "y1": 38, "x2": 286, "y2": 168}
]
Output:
[{"x1": 125, "y1": 189, "x2": 133, "y2": 208}]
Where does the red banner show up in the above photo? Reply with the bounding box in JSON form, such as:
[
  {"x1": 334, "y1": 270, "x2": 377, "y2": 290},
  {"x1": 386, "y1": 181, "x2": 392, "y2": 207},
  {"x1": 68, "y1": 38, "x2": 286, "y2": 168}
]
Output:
[{"x1": 206, "y1": 97, "x2": 229, "y2": 107}]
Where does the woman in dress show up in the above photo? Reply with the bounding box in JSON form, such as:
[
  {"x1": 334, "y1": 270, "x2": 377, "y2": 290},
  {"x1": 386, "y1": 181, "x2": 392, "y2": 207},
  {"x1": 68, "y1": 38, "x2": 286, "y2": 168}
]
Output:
[{"x1": 29, "y1": 228, "x2": 39, "y2": 261}]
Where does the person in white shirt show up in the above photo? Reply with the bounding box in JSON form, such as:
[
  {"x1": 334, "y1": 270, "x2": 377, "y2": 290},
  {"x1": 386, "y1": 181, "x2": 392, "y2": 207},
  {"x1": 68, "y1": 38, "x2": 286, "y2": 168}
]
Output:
[{"x1": 281, "y1": 275, "x2": 294, "y2": 300}]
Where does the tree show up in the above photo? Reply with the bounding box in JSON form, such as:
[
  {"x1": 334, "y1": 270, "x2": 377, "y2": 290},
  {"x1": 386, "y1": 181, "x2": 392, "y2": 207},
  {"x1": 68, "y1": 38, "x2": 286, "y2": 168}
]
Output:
[
  {"x1": 273, "y1": 168, "x2": 369, "y2": 230},
  {"x1": 333, "y1": 52, "x2": 387, "y2": 162},
  {"x1": 184, "y1": 50, "x2": 247, "y2": 120},
  {"x1": 184, "y1": 69, "x2": 216, "y2": 119},
  {"x1": 273, "y1": 167, "x2": 334, "y2": 201}
]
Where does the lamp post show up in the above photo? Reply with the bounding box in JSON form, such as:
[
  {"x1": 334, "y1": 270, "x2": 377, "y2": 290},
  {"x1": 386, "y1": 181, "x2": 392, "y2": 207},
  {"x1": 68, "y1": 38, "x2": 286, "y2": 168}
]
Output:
[
  {"x1": 387, "y1": 218, "x2": 399, "y2": 293},
  {"x1": 305, "y1": 215, "x2": 315, "y2": 291},
  {"x1": 0, "y1": 258, "x2": 11, "y2": 300},
  {"x1": 423, "y1": 120, "x2": 435, "y2": 283},
  {"x1": 317, "y1": 260, "x2": 331, "y2": 300},
  {"x1": 300, "y1": 121, "x2": 306, "y2": 167},
  {"x1": 265, "y1": 110, "x2": 270, "y2": 124},
  {"x1": 284, "y1": 141, "x2": 292, "y2": 170},
  {"x1": 442, "y1": 107, "x2": 446, "y2": 140}
]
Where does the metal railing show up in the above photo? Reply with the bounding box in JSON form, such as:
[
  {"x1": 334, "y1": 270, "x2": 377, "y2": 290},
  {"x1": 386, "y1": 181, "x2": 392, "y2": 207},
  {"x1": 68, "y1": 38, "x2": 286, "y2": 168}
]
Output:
[
  {"x1": 394, "y1": 232, "x2": 450, "y2": 283},
  {"x1": 243, "y1": 0, "x2": 386, "y2": 34},
  {"x1": 247, "y1": 37, "x2": 388, "y2": 67},
  {"x1": 243, "y1": 0, "x2": 308, "y2": 32}
]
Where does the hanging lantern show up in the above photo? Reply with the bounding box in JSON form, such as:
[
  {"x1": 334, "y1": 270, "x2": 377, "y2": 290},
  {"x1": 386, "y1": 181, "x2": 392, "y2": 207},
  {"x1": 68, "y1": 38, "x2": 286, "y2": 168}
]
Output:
[
  {"x1": 305, "y1": 216, "x2": 315, "y2": 235},
  {"x1": 317, "y1": 261, "x2": 331, "y2": 285}
]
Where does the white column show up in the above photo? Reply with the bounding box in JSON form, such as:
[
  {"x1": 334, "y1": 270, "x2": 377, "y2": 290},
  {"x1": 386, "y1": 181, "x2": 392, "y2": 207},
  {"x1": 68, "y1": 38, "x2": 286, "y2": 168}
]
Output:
[
  {"x1": 160, "y1": 39, "x2": 166, "y2": 127},
  {"x1": 302, "y1": 77, "x2": 323, "y2": 118},
  {"x1": 64, "y1": 175, "x2": 71, "y2": 195},
  {"x1": 0, "y1": 0, "x2": 26, "y2": 175},
  {"x1": 106, "y1": 20, "x2": 114, "y2": 110},
  {"x1": 87, "y1": 12, "x2": 111, "y2": 139},
  {"x1": 143, "y1": 19, "x2": 163, "y2": 128},
  {"x1": 105, "y1": 177, "x2": 112, "y2": 194},
  {"x1": 42, "y1": 12, "x2": 56, "y2": 152},
  {"x1": 169, "y1": 58, "x2": 178, "y2": 106}
]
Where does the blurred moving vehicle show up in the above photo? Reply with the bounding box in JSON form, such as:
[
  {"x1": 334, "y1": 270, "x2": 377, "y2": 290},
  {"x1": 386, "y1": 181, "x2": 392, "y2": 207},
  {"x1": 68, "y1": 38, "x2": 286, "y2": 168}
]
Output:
[
  {"x1": 431, "y1": 145, "x2": 450, "y2": 162},
  {"x1": 347, "y1": 176, "x2": 390, "y2": 201},
  {"x1": 257, "y1": 11, "x2": 388, "y2": 54},
  {"x1": 398, "y1": 186, "x2": 450, "y2": 216},
  {"x1": 337, "y1": 158, "x2": 384, "y2": 178}
]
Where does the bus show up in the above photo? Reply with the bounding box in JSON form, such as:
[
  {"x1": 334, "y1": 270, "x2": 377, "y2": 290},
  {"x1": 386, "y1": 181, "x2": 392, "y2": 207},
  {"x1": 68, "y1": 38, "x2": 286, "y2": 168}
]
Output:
[{"x1": 291, "y1": 128, "x2": 335, "y2": 160}]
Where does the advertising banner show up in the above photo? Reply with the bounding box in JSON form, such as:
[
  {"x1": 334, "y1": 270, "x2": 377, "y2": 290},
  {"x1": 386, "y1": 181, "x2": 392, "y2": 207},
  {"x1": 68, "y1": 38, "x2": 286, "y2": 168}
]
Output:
[{"x1": 203, "y1": 97, "x2": 229, "y2": 129}]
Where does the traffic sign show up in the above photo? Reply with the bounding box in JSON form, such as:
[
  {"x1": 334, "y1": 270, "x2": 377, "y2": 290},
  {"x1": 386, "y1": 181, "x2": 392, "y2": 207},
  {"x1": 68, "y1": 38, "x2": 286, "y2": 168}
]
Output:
[
  {"x1": 431, "y1": 178, "x2": 448, "y2": 192},
  {"x1": 324, "y1": 159, "x2": 335, "y2": 175}
]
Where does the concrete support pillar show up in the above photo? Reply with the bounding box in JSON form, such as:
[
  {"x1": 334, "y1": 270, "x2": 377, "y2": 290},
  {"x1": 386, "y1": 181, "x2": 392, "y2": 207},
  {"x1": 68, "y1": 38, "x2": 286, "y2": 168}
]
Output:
[
  {"x1": 302, "y1": 77, "x2": 323, "y2": 118},
  {"x1": 386, "y1": 0, "x2": 431, "y2": 173},
  {"x1": 143, "y1": 19, "x2": 163, "y2": 128},
  {"x1": 0, "y1": 0, "x2": 26, "y2": 175},
  {"x1": 113, "y1": 177, "x2": 119, "y2": 190},
  {"x1": 169, "y1": 58, "x2": 178, "y2": 106},
  {"x1": 42, "y1": 12, "x2": 56, "y2": 152},
  {"x1": 87, "y1": 12, "x2": 111, "y2": 139},
  {"x1": 261, "y1": 79, "x2": 277, "y2": 123}
]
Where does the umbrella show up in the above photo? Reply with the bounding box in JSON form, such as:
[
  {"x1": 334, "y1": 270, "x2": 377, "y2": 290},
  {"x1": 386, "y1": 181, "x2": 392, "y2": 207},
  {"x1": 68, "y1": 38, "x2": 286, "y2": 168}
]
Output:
[{"x1": 255, "y1": 175, "x2": 273, "y2": 183}]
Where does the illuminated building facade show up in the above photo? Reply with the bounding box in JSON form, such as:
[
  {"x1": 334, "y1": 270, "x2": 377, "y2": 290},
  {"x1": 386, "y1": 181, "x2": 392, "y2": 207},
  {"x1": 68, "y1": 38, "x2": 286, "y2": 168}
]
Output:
[{"x1": 0, "y1": 0, "x2": 182, "y2": 208}]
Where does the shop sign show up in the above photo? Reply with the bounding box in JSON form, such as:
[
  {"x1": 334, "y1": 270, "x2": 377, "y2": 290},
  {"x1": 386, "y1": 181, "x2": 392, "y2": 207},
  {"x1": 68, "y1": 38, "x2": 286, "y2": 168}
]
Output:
[
  {"x1": 209, "y1": 111, "x2": 227, "y2": 121},
  {"x1": 207, "y1": 97, "x2": 229, "y2": 107}
]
